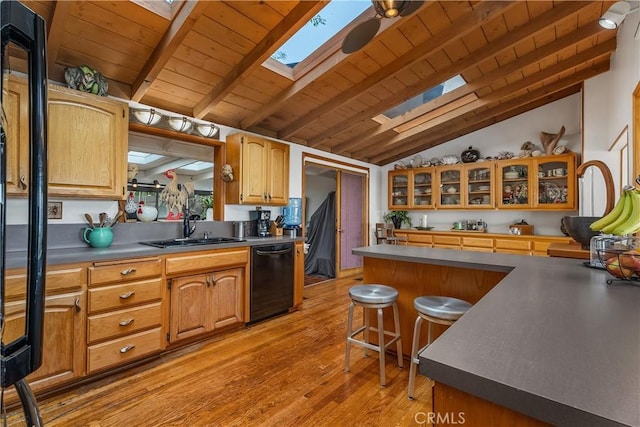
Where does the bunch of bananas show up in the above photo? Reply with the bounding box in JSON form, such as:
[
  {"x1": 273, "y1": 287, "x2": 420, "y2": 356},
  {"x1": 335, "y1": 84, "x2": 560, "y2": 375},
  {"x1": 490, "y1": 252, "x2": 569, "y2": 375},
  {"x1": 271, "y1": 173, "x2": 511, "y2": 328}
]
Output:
[{"x1": 590, "y1": 188, "x2": 640, "y2": 236}]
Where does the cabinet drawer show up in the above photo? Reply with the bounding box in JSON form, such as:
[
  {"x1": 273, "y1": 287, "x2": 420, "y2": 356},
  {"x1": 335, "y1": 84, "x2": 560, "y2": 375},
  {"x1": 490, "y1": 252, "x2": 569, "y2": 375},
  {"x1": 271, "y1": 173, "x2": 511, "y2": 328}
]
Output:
[
  {"x1": 495, "y1": 239, "x2": 532, "y2": 251},
  {"x1": 464, "y1": 247, "x2": 494, "y2": 253},
  {"x1": 166, "y1": 249, "x2": 249, "y2": 275},
  {"x1": 89, "y1": 258, "x2": 163, "y2": 286},
  {"x1": 88, "y1": 302, "x2": 163, "y2": 344},
  {"x1": 5, "y1": 266, "x2": 86, "y2": 299},
  {"x1": 87, "y1": 327, "x2": 164, "y2": 374},
  {"x1": 88, "y1": 278, "x2": 163, "y2": 313},
  {"x1": 433, "y1": 235, "x2": 461, "y2": 246},
  {"x1": 462, "y1": 237, "x2": 493, "y2": 248},
  {"x1": 409, "y1": 234, "x2": 433, "y2": 244}
]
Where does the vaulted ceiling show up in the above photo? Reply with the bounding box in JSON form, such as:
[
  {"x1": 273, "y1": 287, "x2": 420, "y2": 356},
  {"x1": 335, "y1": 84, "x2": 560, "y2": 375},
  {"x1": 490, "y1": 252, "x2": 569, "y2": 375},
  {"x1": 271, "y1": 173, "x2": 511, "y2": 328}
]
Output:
[{"x1": 19, "y1": 1, "x2": 619, "y2": 165}]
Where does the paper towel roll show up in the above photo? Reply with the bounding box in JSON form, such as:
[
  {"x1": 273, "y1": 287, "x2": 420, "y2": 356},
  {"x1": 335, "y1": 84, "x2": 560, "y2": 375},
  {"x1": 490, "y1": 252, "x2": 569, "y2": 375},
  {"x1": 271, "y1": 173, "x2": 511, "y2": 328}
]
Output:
[{"x1": 421, "y1": 215, "x2": 428, "y2": 228}]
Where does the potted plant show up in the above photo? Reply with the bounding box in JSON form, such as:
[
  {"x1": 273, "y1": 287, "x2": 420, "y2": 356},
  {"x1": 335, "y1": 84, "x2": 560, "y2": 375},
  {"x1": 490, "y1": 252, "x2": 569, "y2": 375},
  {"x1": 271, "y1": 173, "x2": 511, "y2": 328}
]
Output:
[
  {"x1": 200, "y1": 195, "x2": 214, "y2": 221},
  {"x1": 383, "y1": 210, "x2": 412, "y2": 229}
]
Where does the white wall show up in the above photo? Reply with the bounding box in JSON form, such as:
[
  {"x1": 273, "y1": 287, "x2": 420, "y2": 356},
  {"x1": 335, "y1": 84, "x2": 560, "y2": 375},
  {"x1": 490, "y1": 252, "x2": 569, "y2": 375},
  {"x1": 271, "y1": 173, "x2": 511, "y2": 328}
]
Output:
[{"x1": 305, "y1": 174, "x2": 337, "y2": 224}]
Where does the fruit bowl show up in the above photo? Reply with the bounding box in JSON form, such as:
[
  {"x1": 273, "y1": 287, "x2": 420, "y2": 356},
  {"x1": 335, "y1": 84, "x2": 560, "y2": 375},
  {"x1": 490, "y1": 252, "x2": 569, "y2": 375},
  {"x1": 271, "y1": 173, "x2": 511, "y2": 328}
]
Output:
[
  {"x1": 596, "y1": 237, "x2": 640, "y2": 284},
  {"x1": 562, "y1": 216, "x2": 601, "y2": 250}
]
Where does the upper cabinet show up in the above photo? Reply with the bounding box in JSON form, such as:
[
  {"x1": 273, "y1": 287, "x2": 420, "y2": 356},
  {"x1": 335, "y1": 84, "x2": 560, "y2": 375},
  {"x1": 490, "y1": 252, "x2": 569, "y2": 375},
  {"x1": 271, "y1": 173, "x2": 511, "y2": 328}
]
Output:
[
  {"x1": 48, "y1": 84, "x2": 128, "y2": 198},
  {"x1": 225, "y1": 133, "x2": 289, "y2": 205},
  {"x1": 388, "y1": 153, "x2": 576, "y2": 211},
  {"x1": 4, "y1": 76, "x2": 128, "y2": 199}
]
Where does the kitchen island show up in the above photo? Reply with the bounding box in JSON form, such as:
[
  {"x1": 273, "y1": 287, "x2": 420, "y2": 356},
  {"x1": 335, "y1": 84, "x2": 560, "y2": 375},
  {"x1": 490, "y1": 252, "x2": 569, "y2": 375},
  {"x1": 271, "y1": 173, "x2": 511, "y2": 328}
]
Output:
[{"x1": 352, "y1": 245, "x2": 640, "y2": 427}]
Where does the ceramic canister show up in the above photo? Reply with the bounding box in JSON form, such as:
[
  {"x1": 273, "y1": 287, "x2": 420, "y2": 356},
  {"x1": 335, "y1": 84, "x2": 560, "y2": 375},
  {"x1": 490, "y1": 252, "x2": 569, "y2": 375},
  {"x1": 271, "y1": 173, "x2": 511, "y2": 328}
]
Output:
[{"x1": 83, "y1": 227, "x2": 113, "y2": 248}]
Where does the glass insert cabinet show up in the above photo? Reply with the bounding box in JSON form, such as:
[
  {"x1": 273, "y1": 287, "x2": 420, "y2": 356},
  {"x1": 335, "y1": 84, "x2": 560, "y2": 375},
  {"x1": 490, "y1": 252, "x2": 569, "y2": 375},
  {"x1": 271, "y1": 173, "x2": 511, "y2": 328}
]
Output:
[{"x1": 388, "y1": 169, "x2": 434, "y2": 209}]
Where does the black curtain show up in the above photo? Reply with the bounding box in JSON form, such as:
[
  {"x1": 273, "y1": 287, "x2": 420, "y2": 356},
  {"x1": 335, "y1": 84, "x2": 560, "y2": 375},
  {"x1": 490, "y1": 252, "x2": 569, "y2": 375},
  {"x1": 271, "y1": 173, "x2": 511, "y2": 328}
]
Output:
[{"x1": 304, "y1": 191, "x2": 335, "y2": 278}]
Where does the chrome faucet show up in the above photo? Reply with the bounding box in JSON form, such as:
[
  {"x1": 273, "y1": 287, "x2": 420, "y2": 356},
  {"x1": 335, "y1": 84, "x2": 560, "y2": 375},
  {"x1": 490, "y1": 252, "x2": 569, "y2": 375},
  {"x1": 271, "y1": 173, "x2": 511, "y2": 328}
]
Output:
[{"x1": 183, "y1": 205, "x2": 196, "y2": 239}]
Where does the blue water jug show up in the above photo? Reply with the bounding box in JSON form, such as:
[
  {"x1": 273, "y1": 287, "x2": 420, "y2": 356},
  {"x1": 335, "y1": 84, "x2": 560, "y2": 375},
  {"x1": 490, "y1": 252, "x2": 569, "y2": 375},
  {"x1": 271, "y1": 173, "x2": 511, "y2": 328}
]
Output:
[{"x1": 284, "y1": 198, "x2": 302, "y2": 226}]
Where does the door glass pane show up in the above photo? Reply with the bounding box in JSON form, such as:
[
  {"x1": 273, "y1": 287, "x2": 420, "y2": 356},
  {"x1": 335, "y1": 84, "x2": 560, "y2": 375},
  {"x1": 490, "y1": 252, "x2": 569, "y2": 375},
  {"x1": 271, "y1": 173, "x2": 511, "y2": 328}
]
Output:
[
  {"x1": 440, "y1": 169, "x2": 461, "y2": 206},
  {"x1": 340, "y1": 172, "x2": 363, "y2": 270},
  {"x1": 467, "y1": 166, "x2": 491, "y2": 206},
  {"x1": 413, "y1": 171, "x2": 432, "y2": 206},
  {"x1": 501, "y1": 164, "x2": 529, "y2": 205},
  {"x1": 537, "y1": 159, "x2": 569, "y2": 205},
  {"x1": 391, "y1": 173, "x2": 408, "y2": 206}
]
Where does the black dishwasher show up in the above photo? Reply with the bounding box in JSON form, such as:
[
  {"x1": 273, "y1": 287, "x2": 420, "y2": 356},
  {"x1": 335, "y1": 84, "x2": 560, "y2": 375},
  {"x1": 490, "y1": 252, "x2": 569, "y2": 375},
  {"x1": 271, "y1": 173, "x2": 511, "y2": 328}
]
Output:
[{"x1": 250, "y1": 243, "x2": 294, "y2": 324}]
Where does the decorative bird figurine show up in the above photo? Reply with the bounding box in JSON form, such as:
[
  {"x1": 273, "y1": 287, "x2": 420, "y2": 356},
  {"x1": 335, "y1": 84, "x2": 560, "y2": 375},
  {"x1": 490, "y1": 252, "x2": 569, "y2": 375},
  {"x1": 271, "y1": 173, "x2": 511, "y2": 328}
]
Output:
[{"x1": 159, "y1": 169, "x2": 195, "y2": 220}]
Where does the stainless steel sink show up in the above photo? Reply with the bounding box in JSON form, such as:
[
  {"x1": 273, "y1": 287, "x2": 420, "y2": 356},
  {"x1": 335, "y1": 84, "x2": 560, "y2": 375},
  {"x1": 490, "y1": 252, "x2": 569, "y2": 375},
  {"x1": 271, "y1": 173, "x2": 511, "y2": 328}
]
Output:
[{"x1": 140, "y1": 237, "x2": 246, "y2": 248}]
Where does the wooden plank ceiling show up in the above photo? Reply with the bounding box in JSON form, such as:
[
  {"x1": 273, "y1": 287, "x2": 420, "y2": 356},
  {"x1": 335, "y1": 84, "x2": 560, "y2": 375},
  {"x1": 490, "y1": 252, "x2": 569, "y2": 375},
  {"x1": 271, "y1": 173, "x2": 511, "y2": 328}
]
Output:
[{"x1": 20, "y1": 0, "x2": 617, "y2": 166}]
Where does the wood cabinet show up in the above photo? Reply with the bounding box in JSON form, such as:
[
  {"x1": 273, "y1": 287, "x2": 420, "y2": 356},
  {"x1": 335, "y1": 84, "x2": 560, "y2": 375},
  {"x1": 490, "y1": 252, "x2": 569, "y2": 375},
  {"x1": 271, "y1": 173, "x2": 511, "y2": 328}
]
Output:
[
  {"x1": 48, "y1": 84, "x2": 128, "y2": 199},
  {"x1": 388, "y1": 154, "x2": 576, "y2": 211},
  {"x1": 87, "y1": 258, "x2": 165, "y2": 374},
  {"x1": 293, "y1": 241, "x2": 304, "y2": 308},
  {"x1": 4, "y1": 75, "x2": 128, "y2": 198},
  {"x1": 166, "y1": 248, "x2": 249, "y2": 344},
  {"x1": 225, "y1": 133, "x2": 289, "y2": 205},
  {"x1": 3, "y1": 265, "x2": 86, "y2": 396}
]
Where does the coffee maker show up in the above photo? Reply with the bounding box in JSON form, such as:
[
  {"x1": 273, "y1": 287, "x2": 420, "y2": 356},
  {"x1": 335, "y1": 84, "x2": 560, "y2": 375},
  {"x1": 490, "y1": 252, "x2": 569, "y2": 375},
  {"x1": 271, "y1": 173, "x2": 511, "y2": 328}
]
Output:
[{"x1": 249, "y1": 209, "x2": 271, "y2": 237}]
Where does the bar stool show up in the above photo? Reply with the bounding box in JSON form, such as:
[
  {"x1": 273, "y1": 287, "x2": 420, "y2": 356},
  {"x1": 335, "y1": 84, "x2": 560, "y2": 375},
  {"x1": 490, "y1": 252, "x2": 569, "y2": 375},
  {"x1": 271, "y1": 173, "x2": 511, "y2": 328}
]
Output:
[
  {"x1": 408, "y1": 296, "x2": 472, "y2": 399},
  {"x1": 344, "y1": 284, "x2": 403, "y2": 387}
]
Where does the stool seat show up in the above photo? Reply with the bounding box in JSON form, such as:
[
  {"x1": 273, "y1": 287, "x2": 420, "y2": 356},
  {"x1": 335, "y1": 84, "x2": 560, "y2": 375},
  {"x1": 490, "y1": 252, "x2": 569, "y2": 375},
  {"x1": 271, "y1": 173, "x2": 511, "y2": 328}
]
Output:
[
  {"x1": 414, "y1": 296, "x2": 472, "y2": 321},
  {"x1": 349, "y1": 284, "x2": 398, "y2": 305}
]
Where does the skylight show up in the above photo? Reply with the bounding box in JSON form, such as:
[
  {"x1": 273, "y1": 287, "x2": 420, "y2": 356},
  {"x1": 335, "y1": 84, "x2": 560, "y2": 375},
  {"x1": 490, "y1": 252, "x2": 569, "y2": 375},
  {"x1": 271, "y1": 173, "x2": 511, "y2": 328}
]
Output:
[
  {"x1": 384, "y1": 75, "x2": 467, "y2": 119},
  {"x1": 272, "y1": 0, "x2": 370, "y2": 68},
  {"x1": 128, "y1": 151, "x2": 165, "y2": 165},
  {"x1": 179, "y1": 161, "x2": 214, "y2": 172}
]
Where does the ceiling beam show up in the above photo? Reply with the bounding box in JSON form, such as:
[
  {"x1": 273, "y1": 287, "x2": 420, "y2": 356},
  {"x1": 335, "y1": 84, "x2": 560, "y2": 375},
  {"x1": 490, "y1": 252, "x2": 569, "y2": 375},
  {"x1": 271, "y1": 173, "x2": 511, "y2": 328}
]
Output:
[
  {"x1": 47, "y1": 0, "x2": 73, "y2": 73},
  {"x1": 193, "y1": 0, "x2": 327, "y2": 119},
  {"x1": 131, "y1": 1, "x2": 210, "y2": 102},
  {"x1": 306, "y1": 1, "x2": 594, "y2": 148},
  {"x1": 238, "y1": 2, "x2": 420, "y2": 130},
  {"x1": 277, "y1": 1, "x2": 519, "y2": 140},
  {"x1": 329, "y1": 21, "x2": 607, "y2": 153},
  {"x1": 367, "y1": 62, "x2": 610, "y2": 164}
]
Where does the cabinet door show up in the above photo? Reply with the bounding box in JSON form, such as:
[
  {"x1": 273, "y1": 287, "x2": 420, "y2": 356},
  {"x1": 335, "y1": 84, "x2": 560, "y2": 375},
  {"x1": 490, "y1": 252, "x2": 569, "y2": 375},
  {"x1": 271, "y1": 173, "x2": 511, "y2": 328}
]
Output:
[
  {"x1": 496, "y1": 159, "x2": 534, "y2": 209},
  {"x1": 535, "y1": 154, "x2": 576, "y2": 209},
  {"x1": 210, "y1": 268, "x2": 244, "y2": 329},
  {"x1": 436, "y1": 166, "x2": 462, "y2": 208},
  {"x1": 3, "y1": 75, "x2": 29, "y2": 195},
  {"x1": 388, "y1": 170, "x2": 411, "y2": 209},
  {"x1": 169, "y1": 274, "x2": 210, "y2": 342},
  {"x1": 465, "y1": 165, "x2": 494, "y2": 208},
  {"x1": 241, "y1": 137, "x2": 268, "y2": 204},
  {"x1": 3, "y1": 292, "x2": 85, "y2": 392},
  {"x1": 47, "y1": 86, "x2": 127, "y2": 198},
  {"x1": 413, "y1": 169, "x2": 434, "y2": 208},
  {"x1": 266, "y1": 141, "x2": 289, "y2": 205},
  {"x1": 293, "y1": 242, "x2": 304, "y2": 307}
]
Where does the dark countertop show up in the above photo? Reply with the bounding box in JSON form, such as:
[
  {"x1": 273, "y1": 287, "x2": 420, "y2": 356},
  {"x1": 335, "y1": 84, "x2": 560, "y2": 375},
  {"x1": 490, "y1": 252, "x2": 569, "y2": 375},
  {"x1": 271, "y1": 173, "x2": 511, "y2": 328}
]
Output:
[
  {"x1": 6, "y1": 236, "x2": 303, "y2": 269},
  {"x1": 352, "y1": 245, "x2": 640, "y2": 427}
]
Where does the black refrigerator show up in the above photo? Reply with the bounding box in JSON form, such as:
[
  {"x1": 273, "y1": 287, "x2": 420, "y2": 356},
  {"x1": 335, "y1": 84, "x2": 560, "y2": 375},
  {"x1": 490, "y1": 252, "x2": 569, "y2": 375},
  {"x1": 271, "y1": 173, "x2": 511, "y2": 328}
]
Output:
[{"x1": 0, "y1": 1, "x2": 48, "y2": 425}]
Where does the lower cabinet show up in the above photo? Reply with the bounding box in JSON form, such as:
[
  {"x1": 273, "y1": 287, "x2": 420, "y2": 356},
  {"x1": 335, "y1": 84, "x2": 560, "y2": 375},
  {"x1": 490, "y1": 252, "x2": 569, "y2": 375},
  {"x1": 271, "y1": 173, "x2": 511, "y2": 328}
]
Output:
[
  {"x1": 169, "y1": 267, "x2": 244, "y2": 343},
  {"x1": 293, "y1": 241, "x2": 304, "y2": 308}
]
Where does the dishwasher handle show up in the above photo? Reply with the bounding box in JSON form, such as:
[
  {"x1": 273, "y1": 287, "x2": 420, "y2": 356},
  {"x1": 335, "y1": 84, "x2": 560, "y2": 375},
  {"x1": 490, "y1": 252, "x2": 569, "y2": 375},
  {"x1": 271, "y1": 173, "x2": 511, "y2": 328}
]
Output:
[{"x1": 256, "y1": 247, "x2": 292, "y2": 256}]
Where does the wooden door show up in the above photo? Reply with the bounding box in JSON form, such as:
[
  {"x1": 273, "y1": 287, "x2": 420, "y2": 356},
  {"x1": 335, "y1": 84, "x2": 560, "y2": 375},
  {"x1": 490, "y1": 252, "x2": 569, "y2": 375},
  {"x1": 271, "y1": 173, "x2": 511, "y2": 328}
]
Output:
[
  {"x1": 266, "y1": 141, "x2": 289, "y2": 205},
  {"x1": 293, "y1": 242, "x2": 304, "y2": 308},
  {"x1": 169, "y1": 274, "x2": 211, "y2": 342},
  {"x1": 3, "y1": 291, "x2": 86, "y2": 392},
  {"x1": 3, "y1": 75, "x2": 29, "y2": 195},
  {"x1": 388, "y1": 170, "x2": 411, "y2": 209},
  {"x1": 535, "y1": 154, "x2": 576, "y2": 209},
  {"x1": 47, "y1": 86, "x2": 127, "y2": 198},
  {"x1": 241, "y1": 136, "x2": 267, "y2": 204},
  {"x1": 465, "y1": 164, "x2": 494, "y2": 208},
  {"x1": 436, "y1": 166, "x2": 463, "y2": 208},
  {"x1": 496, "y1": 159, "x2": 534, "y2": 209},
  {"x1": 210, "y1": 268, "x2": 244, "y2": 330},
  {"x1": 412, "y1": 168, "x2": 434, "y2": 209}
]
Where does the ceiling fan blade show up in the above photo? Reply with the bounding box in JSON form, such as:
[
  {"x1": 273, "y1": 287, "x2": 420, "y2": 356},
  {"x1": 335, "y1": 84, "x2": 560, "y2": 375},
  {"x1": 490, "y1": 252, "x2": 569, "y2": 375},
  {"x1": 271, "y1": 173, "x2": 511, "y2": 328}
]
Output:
[
  {"x1": 399, "y1": 0, "x2": 424, "y2": 16},
  {"x1": 341, "y1": 18, "x2": 381, "y2": 54}
]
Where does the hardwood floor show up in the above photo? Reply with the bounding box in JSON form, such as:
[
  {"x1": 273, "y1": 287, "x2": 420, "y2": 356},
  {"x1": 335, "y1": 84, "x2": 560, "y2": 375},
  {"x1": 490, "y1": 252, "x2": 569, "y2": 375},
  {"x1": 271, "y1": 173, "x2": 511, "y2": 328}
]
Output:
[{"x1": 6, "y1": 276, "x2": 434, "y2": 426}]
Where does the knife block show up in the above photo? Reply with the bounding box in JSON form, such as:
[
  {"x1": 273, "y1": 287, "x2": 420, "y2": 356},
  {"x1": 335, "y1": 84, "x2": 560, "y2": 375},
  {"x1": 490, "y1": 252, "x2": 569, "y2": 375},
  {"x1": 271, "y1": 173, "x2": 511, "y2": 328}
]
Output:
[{"x1": 270, "y1": 223, "x2": 283, "y2": 236}]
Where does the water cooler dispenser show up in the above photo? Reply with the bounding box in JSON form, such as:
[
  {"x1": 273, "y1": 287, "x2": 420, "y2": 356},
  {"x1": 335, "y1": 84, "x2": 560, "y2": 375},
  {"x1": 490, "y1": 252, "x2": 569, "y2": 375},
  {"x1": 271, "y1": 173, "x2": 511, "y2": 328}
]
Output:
[{"x1": 283, "y1": 198, "x2": 302, "y2": 237}]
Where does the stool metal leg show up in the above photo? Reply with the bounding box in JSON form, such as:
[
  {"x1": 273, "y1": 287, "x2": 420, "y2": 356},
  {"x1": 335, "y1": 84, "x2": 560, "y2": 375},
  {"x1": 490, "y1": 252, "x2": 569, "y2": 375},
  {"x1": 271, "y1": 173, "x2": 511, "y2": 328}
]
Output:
[
  {"x1": 377, "y1": 307, "x2": 386, "y2": 386},
  {"x1": 408, "y1": 315, "x2": 424, "y2": 399},
  {"x1": 392, "y1": 302, "x2": 403, "y2": 369},
  {"x1": 364, "y1": 306, "x2": 371, "y2": 357},
  {"x1": 344, "y1": 301, "x2": 355, "y2": 373}
]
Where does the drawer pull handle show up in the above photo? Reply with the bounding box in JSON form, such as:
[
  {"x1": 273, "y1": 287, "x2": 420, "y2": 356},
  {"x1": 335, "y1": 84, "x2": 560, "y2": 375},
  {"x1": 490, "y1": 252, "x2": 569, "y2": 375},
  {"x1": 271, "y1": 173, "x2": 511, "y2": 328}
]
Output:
[
  {"x1": 211, "y1": 275, "x2": 217, "y2": 286},
  {"x1": 120, "y1": 345, "x2": 135, "y2": 354},
  {"x1": 121, "y1": 268, "x2": 136, "y2": 276},
  {"x1": 205, "y1": 277, "x2": 211, "y2": 287},
  {"x1": 119, "y1": 318, "x2": 135, "y2": 327},
  {"x1": 74, "y1": 297, "x2": 81, "y2": 313},
  {"x1": 19, "y1": 175, "x2": 27, "y2": 190},
  {"x1": 119, "y1": 291, "x2": 135, "y2": 300}
]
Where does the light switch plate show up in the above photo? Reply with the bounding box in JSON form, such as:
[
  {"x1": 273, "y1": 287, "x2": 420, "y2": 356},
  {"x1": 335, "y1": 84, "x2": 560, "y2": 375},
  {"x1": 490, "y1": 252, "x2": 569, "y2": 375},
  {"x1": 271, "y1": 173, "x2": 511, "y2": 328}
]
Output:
[{"x1": 47, "y1": 202, "x2": 62, "y2": 219}]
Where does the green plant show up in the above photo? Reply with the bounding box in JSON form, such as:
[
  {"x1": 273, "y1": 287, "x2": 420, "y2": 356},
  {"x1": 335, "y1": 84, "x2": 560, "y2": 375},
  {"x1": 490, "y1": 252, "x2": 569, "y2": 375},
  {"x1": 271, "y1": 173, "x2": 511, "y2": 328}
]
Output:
[
  {"x1": 383, "y1": 210, "x2": 412, "y2": 229},
  {"x1": 200, "y1": 195, "x2": 214, "y2": 209}
]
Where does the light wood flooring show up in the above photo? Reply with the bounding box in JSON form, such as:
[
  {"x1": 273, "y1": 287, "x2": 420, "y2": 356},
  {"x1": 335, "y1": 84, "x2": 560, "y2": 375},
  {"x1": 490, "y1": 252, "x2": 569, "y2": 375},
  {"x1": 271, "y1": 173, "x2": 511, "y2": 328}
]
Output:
[{"x1": 6, "y1": 276, "x2": 434, "y2": 426}]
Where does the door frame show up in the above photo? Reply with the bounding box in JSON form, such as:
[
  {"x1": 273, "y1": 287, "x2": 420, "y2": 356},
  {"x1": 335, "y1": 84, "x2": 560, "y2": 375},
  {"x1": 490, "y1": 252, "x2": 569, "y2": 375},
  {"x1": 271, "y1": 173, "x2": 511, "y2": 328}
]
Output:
[{"x1": 302, "y1": 153, "x2": 370, "y2": 278}]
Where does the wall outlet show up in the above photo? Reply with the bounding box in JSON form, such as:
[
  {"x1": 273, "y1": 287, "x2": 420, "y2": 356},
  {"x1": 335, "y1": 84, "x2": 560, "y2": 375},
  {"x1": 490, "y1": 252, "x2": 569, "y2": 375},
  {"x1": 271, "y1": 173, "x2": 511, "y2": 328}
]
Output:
[{"x1": 48, "y1": 202, "x2": 63, "y2": 219}]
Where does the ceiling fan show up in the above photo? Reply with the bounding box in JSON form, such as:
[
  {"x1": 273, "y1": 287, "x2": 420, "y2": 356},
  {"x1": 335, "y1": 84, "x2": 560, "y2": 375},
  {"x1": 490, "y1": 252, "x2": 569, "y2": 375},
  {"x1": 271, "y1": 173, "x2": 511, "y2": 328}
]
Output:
[{"x1": 341, "y1": 0, "x2": 424, "y2": 54}]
